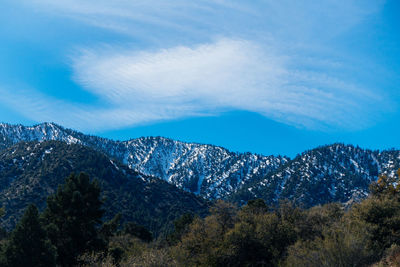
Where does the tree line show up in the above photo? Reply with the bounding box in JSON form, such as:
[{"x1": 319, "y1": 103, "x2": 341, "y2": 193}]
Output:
[
  {"x1": 0, "y1": 173, "x2": 153, "y2": 267},
  {"x1": 2, "y1": 170, "x2": 400, "y2": 266}
]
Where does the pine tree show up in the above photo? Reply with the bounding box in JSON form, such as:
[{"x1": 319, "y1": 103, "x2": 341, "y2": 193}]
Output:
[
  {"x1": 4, "y1": 204, "x2": 56, "y2": 267},
  {"x1": 42, "y1": 172, "x2": 105, "y2": 266}
]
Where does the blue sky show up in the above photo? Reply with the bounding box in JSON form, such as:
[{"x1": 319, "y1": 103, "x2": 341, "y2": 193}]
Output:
[{"x1": 0, "y1": 0, "x2": 399, "y2": 157}]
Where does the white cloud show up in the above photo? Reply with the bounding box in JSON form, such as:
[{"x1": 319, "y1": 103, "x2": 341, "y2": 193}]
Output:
[
  {"x1": 70, "y1": 38, "x2": 383, "y2": 130},
  {"x1": 0, "y1": 85, "x2": 199, "y2": 131},
  {"x1": 0, "y1": 38, "x2": 383, "y2": 131},
  {"x1": 72, "y1": 39, "x2": 284, "y2": 106},
  {"x1": 24, "y1": 0, "x2": 383, "y2": 44},
  {"x1": 2, "y1": 0, "x2": 387, "y2": 131}
]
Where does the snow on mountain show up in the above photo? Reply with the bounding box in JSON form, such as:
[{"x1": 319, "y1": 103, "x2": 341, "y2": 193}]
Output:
[
  {"x1": 0, "y1": 140, "x2": 209, "y2": 232},
  {"x1": 1, "y1": 123, "x2": 399, "y2": 205},
  {"x1": 232, "y1": 144, "x2": 400, "y2": 207},
  {"x1": 0, "y1": 123, "x2": 288, "y2": 199}
]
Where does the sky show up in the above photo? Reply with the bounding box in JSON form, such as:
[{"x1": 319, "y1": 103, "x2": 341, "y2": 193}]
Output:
[{"x1": 0, "y1": 0, "x2": 399, "y2": 157}]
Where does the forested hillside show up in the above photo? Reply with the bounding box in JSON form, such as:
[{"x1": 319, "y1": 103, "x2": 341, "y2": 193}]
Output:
[
  {"x1": 1, "y1": 169, "x2": 399, "y2": 266},
  {"x1": 0, "y1": 140, "x2": 208, "y2": 234},
  {"x1": 1, "y1": 123, "x2": 400, "y2": 207}
]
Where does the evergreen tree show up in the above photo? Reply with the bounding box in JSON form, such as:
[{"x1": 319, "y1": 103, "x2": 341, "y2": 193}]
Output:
[
  {"x1": 4, "y1": 204, "x2": 56, "y2": 267},
  {"x1": 167, "y1": 213, "x2": 194, "y2": 245},
  {"x1": 42, "y1": 172, "x2": 105, "y2": 266},
  {"x1": 123, "y1": 222, "x2": 153, "y2": 243}
]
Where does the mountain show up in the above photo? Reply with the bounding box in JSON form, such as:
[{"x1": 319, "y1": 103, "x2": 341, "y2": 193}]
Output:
[
  {"x1": 0, "y1": 122, "x2": 288, "y2": 199},
  {"x1": 1, "y1": 123, "x2": 400, "y2": 208},
  {"x1": 0, "y1": 140, "x2": 208, "y2": 234},
  {"x1": 231, "y1": 144, "x2": 400, "y2": 207}
]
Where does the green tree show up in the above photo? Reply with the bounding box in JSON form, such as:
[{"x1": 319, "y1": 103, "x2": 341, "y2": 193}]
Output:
[
  {"x1": 167, "y1": 213, "x2": 194, "y2": 245},
  {"x1": 349, "y1": 169, "x2": 400, "y2": 260},
  {"x1": 4, "y1": 204, "x2": 56, "y2": 267},
  {"x1": 209, "y1": 200, "x2": 237, "y2": 234},
  {"x1": 222, "y1": 212, "x2": 294, "y2": 266},
  {"x1": 241, "y1": 198, "x2": 268, "y2": 216},
  {"x1": 172, "y1": 201, "x2": 237, "y2": 266},
  {"x1": 123, "y1": 222, "x2": 153, "y2": 243},
  {"x1": 350, "y1": 194, "x2": 400, "y2": 260},
  {"x1": 172, "y1": 200, "x2": 295, "y2": 266},
  {"x1": 99, "y1": 213, "x2": 121, "y2": 244},
  {"x1": 284, "y1": 222, "x2": 373, "y2": 267},
  {"x1": 42, "y1": 172, "x2": 105, "y2": 266},
  {"x1": 369, "y1": 169, "x2": 400, "y2": 199}
]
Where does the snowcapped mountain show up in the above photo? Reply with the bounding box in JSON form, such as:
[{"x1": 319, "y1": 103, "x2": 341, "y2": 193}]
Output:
[
  {"x1": 0, "y1": 122, "x2": 288, "y2": 199},
  {"x1": 1, "y1": 123, "x2": 399, "y2": 205},
  {"x1": 231, "y1": 144, "x2": 400, "y2": 207}
]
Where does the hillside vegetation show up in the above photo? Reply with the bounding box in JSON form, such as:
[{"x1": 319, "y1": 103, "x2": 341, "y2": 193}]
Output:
[
  {"x1": 0, "y1": 141, "x2": 208, "y2": 235},
  {"x1": 1, "y1": 123, "x2": 400, "y2": 206},
  {"x1": 1, "y1": 169, "x2": 400, "y2": 266}
]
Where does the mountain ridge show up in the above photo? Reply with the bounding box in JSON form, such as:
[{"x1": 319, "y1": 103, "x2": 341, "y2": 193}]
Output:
[
  {"x1": 1, "y1": 122, "x2": 400, "y2": 207},
  {"x1": 0, "y1": 140, "x2": 208, "y2": 234},
  {"x1": 0, "y1": 122, "x2": 289, "y2": 199},
  {"x1": 230, "y1": 143, "x2": 400, "y2": 207}
]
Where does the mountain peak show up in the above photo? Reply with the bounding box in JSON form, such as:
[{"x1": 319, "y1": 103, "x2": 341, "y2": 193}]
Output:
[
  {"x1": 1, "y1": 122, "x2": 399, "y2": 205},
  {"x1": 0, "y1": 122, "x2": 288, "y2": 198}
]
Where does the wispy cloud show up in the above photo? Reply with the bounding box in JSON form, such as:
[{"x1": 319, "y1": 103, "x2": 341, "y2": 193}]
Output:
[
  {"x1": 71, "y1": 38, "x2": 382, "y2": 130},
  {"x1": 2, "y1": 0, "x2": 388, "y2": 131}
]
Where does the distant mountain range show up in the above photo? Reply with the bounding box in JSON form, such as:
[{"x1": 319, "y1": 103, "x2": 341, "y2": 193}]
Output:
[
  {"x1": 231, "y1": 144, "x2": 400, "y2": 207},
  {"x1": 0, "y1": 123, "x2": 288, "y2": 199},
  {"x1": 0, "y1": 122, "x2": 399, "y2": 210}
]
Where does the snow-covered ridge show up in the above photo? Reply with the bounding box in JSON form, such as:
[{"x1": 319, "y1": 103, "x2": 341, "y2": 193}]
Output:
[
  {"x1": 239, "y1": 144, "x2": 400, "y2": 207},
  {"x1": 2, "y1": 123, "x2": 399, "y2": 204},
  {"x1": 0, "y1": 122, "x2": 288, "y2": 199}
]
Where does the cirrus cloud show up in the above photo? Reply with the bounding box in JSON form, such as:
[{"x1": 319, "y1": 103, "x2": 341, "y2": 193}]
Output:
[{"x1": 0, "y1": 0, "x2": 389, "y2": 132}]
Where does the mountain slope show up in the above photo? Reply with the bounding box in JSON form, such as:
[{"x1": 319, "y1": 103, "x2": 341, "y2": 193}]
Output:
[
  {"x1": 0, "y1": 140, "x2": 208, "y2": 234},
  {"x1": 0, "y1": 123, "x2": 288, "y2": 199},
  {"x1": 1, "y1": 123, "x2": 400, "y2": 208},
  {"x1": 231, "y1": 144, "x2": 400, "y2": 207}
]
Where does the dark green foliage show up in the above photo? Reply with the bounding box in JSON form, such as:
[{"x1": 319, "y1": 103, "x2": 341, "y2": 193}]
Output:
[
  {"x1": 171, "y1": 198, "x2": 374, "y2": 267},
  {"x1": 173, "y1": 213, "x2": 194, "y2": 236},
  {"x1": 171, "y1": 201, "x2": 237, "y2": 266},
  {"x1": 123, "y1": 222, "x2": 153, "y2": 243},
  {"x1": 2, "y1": 139, "x2": 400, "y2": 266},
  {"x1": 346, "y1": 170, "x2": 400, "y2": 261},
  {"x1": 284, "y1": 225, "x2": 373, "y2": 267},
  {"x1": 100, "y1": 213, "x2": 121, "y2": 243},
  {"x1": 42, "y1": 173, "x2": 105, "y2": 266},
  {"x1": 171, "y1": 200, "x2": 297, "y2": 266},
  {"x1": 108, "y1": 246, "x2": 125, "y2": 264},
  {"x1": 222, "y1": 211, "x2": 294, "y2": 266},
  {"x1": 4, "y1": 204, "x2": 56, "y2": 267},
  {"x1": 241, "y1": 198, "x2": 268, "y2": 215},
  {"x1": 283, "y1": 168, "x2": 400, "y2": 266},
  {"x1": 296, "y1": 203, "x2": 343, "y2": 241},
  {"x1": 0, "y1": 141, "x2": 209, "y2": 236},
  {"x1": 352, "y1": 197, "x2": 400, "y2": 256},
  {"x1": 0, "y1": 207, "x2": 7, "y2": 241},
  {"x1": 283, "y1": 203, "x2": 373, "y2": 266},
  {"x1": 2, "y1": 170, "x2": 400, "y2": 266},
  {"x1": 167, "y1": 213, "x2": 194, "y2": 245}
]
